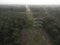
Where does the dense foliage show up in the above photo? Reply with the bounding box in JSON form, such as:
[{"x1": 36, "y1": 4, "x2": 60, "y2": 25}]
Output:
[
  {"x1": 43, "y1": 17, "x2": 60, "y2": 45},
  {"x1": 0, "y1": 12, "x2": 30, "y2": 45},
  {"x1": 0, "y1": 5, "x2": 60, "y2": 45}
]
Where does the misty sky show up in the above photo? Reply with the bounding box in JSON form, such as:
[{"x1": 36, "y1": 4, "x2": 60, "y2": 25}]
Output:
[{"x1": 0, "y1": 0, "x2": 60, "y2": 5}]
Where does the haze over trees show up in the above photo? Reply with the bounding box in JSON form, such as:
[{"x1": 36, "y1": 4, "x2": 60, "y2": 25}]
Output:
[{"x1": 0, "y1": 5, "x2": 60, "y2": 45}]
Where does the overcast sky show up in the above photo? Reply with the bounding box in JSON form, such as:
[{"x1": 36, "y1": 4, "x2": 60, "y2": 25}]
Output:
[{"x1": 0, "y1": 0, "x2": 60, "y2": 5}]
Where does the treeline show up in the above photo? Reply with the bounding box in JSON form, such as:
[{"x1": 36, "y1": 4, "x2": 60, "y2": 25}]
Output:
[{"x1": 0, "y1": 6, "x2": 26, "y2": 12}]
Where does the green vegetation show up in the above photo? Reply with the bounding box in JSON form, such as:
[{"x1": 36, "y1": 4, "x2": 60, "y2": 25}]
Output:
[
  {"x1": 0, "y1": 12, "x2": 31, "y2": 45},
  {"x1": 43, "y1": 16, "x2": 60, "y2": 45},
  {"x1": 0, "y1": 5, "x2": 60, "y2": 45},
  {"x1": 0, "y1": 5, "x2": 34, "y2": 45}
]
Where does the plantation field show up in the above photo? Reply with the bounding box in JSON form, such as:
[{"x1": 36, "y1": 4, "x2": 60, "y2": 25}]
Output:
[{"x1": 0, "y1": 5, "x2": 60, "y2": 45}]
